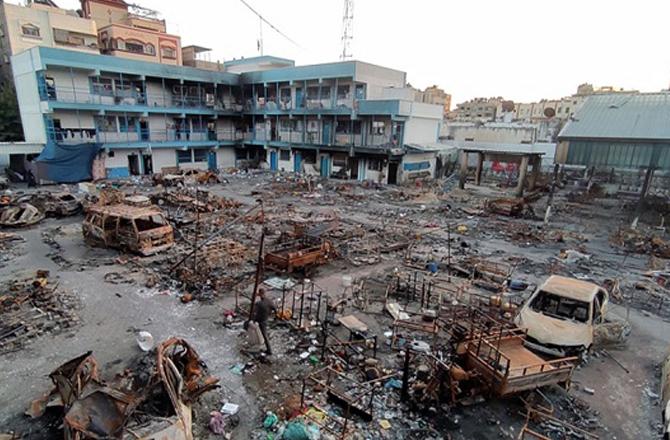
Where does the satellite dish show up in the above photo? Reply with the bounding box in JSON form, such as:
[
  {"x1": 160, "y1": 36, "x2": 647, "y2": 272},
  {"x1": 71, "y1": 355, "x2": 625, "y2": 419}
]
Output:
[{"x1": 544, "y1": 107, "x2": 556, "y2": 118}]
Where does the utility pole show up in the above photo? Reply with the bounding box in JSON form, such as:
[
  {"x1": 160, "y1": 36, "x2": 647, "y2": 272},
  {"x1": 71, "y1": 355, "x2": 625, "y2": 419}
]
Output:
[{"x1": 340, "y1": 0, "x2": 354, "y2": 61}]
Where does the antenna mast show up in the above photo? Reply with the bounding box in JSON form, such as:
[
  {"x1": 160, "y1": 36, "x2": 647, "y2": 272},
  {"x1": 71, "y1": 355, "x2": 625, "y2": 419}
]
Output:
[{"x1": 340, "y1": 0, "x2": 354, "y2": 60}]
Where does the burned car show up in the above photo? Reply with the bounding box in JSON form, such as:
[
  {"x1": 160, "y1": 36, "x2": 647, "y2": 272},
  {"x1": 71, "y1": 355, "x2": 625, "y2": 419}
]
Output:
[
  {"x1": 0, "y1": 203, "x2": 45, "y2": 227},
  {"x1": 83, "y1": 204, "x2": 174, "y2": 256},
  {"x1": 514, "y1": 275, "x2": 609, "y2": 356},
  {"x1": 16, "y1": 191, "x2": 81, "y2": 217},
  {"x1": 28, "y1": 338, "x2": 219, "y2": 439}
]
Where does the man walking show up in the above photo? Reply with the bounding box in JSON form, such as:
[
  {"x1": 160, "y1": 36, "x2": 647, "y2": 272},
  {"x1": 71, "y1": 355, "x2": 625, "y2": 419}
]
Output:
[{"x1": 252, "y1": 288, "x2": 276, "y2": 355}]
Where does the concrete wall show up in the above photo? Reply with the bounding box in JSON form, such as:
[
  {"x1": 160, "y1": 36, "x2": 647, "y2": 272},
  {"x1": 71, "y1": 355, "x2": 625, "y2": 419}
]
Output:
[
  {"x1": 443, "y1": 122, "x2": 537, "y2": 144},
  {"x1": 400, "y1": 152, "x2": 436, "y2": 182},
  {"x1": 355, "y1": 62, "x2": 406, "y2": 100},
  {"x1": 48, "y1": 67, "x2": 93, "y2": 102},
  {"x1": 404, "y1": 117, "x2": 440, "y2": 144},
  {"x1": 52, "y1": 110, "x2": 95, "y2": 129},
  {"x1": 11, "y1": 50, "x2": 46, "y2": 144},
  {"x1": 216, "y1": 147, "x2": 235, "y2": 169}
]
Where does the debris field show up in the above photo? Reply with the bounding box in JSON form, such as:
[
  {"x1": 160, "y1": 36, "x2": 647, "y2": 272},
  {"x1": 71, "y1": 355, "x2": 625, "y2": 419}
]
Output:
[{"x1": 0, "y1": 167, "x2": 669, "y2": 440}]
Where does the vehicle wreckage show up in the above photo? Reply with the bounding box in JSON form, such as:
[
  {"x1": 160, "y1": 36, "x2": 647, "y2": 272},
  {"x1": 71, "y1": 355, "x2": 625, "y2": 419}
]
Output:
[
  {"x1": 82, "y1": 203, "x2": 174, "y2": 256},
  {"x1": 28, "y1": 338, "x2": 219, "y2": 439},
  {"x1": 0, "y1": 203, "x2": 45, "y2": 227}
]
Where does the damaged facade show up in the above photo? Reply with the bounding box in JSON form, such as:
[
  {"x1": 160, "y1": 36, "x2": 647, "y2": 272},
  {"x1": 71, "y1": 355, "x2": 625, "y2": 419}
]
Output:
[{"x1": 7, "y1": 47, "x2": 443, "y2": 184}]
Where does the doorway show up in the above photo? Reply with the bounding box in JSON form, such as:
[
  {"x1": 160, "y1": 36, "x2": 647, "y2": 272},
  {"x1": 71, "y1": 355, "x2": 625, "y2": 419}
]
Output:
[
  {"x1": 142, "y1": 154, "x2": 153, "y2": 175},
  {"x1": 128, "y1": 154, "x2": 140, "y2": 176},
  {"x1": 388, "y1": 162, "x2": 399, "y2": 185},
  {"x1": 349, "y1": 158, "x2": 359, "y2": 180},
  {"x1": 139, "y1": 120, "x2": 149, "y2": 141}
]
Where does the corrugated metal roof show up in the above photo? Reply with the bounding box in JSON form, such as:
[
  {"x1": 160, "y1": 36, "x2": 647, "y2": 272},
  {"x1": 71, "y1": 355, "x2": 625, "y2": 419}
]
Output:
[{"x1": 559, "y1": 93, "x2": 670, "y2": 141}]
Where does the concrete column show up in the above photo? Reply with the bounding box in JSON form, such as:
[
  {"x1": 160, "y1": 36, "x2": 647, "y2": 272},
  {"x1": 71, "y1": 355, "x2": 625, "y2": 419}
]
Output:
[
  {"x1": 458, "y1": 151, "x2": 468, "y2": 189},
  {"x1": 474, "y1": 152, "x2": 484, "y2": 186},
  {"x1": 516, "y1": 155, "x2": 530, "y2": 197},
  {"x1": 528, "y1": 156, "x2": 541, "y2": 190}
]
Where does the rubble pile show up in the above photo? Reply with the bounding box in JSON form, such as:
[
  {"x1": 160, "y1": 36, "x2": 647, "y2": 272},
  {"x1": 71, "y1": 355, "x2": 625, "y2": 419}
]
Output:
[
  {"x1": 0, "y1": 271, "x2": 79, "y2": 354},
  {"x1": 610, "y1": 227, "x2": 670, "y2": 258},
  {"x1": 27, "y1": 338, "x2": 219, "y2": 439}
]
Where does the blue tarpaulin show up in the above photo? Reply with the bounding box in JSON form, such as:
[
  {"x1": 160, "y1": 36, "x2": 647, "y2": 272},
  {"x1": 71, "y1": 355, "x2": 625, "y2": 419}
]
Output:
[{"x1": 36, "y1": 142, "x2": 101, "y2": 183}]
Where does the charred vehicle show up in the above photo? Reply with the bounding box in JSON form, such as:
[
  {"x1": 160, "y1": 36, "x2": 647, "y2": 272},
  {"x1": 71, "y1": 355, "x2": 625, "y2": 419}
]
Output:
[
  {"x1": 83, "y1": 204, "x2": 174, "y2": 256},
  {"x1": 514, "y1": 276, "x2": 610, "y2": 356},
  {"x1": 0, "y1": 203, "x2": 45, "y2": 227}
]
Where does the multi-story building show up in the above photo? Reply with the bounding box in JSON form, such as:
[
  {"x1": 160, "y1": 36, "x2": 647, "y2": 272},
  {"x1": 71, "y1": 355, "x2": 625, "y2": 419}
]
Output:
[
  {"x1": 417, "y1": 85, "x2": 451, "y2": 116},
  {"x1": 80, "y1": 0, "x2": 182, "y2": 65},
  {"x1": 0, "y1": 0, "x2": 98, "y2": 85},
  {"x1": 10, "y1": 48, "x2": 443, "y2": 184},
  {"x1": 449, "y1": 97, "x2": 503, "y2": 122}
]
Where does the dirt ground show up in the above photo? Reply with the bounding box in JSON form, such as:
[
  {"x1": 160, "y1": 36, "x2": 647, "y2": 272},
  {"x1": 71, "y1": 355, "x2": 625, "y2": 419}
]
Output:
[{"x1": 1, "y1": 172, "x2": 669, "y2": 439}]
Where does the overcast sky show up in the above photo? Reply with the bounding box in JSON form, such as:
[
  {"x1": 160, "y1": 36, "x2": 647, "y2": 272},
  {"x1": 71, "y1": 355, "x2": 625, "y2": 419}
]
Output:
[{"x1": 44, "y1": 0, "x2": 670, "y2": 104}]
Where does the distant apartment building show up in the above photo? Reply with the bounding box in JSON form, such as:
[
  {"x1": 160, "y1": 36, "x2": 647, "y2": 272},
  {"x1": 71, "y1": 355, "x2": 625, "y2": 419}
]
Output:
[
  {"x1": 414, "y1": 85, "x2": 451, "y2": 117},
  {"x1": 449, "y1": 97, "x2": 502, "y2": 122},
  {"x1": 182, "y1": 45, "x2": 223, "y2": 72},
  {"x1": 0, "y1": 0, "x2": 98, "y2": 85},
  {"x1": 80, "y1": 0, "x2": 182, "y2": 65},
  {"x1": 9, "y1": 48, "x2": 443, "y2": 183}
]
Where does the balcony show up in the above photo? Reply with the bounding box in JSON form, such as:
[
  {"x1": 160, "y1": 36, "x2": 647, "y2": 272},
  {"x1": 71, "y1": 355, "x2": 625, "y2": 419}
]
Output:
[
  {"x1": 48, "y1": 128, "x2": 235, "y2": 146},
  {"x1": 43, "y1": 85, "x2": 240, "y2": 113}
]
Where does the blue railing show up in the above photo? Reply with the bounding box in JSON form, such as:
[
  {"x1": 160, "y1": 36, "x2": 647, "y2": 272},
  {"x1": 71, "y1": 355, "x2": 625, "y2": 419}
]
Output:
[{"x1": 46, "y1": 128, "x2": 243, "y2": 144}]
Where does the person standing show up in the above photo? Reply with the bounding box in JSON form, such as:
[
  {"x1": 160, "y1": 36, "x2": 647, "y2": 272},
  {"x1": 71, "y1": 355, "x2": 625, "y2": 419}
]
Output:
[{"x1": 252, "y1": 288, "x2": 276, "y2": 355}]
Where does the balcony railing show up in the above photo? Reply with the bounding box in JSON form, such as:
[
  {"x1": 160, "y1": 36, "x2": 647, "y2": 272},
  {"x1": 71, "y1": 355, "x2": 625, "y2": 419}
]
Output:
[
  {"x1": 43, "y1": 86, "x2": 242, "y2": 112},
  {"x1": 48, "y1": 128, "x2": 239, "y2": 144}
]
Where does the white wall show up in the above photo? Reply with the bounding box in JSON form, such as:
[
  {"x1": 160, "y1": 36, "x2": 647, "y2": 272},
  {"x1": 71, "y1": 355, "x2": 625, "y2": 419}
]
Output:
[
  {"x1": 146, "y1": 80, "x2": 172, "y2": 107},
  {"x1": 48, "y1": 68, "x2": 93, "y2": 103},
  {"x1": 355, "y1": 61, "x2": 406, "y2": 99},
  {"x1": 53, "y1": 110, "x2": 95, "y2": 129},
  {"x1": 11, "y1": 49, "x2": 46, "y2": 144},
  {"x1": 152, "y1": 149, "x2": 176, "y2": 171},
  {"x1": 400, "y1": 152, "x2": 436, "y2": 182},
  {"x1": 216, "y1": 147, "x2": 235, "y2": 169},
  {"x1": 404, "y1": 117, "x2": 439, "y2": 144},
  {"x1": 443, "y1": 123, "x2": 537, "y2": 144}
]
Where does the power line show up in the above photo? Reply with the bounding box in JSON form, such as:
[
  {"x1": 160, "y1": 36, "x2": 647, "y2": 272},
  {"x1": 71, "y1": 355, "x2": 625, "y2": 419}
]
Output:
[{"x1": 238, "y1": 0, "x2": 301, "y2": 49}]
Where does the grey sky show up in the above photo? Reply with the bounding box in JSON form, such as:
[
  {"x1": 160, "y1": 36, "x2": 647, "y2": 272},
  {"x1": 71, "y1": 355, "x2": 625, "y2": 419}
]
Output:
[{"x1": 47, "y1": 0, "x2": 670, "y2": 104}]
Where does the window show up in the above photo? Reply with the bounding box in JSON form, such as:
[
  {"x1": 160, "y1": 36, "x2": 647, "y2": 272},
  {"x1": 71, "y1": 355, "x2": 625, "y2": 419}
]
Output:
[
  {"x1": 96, "y1": 116, "x2": 118, "y2": 132},
  {"x1": 193, "y1": 149, "x2": 208, "y2": 162},
  {"x1": 177, "y1": 150, "x2": 192, "y2": 164},
  {"x1": 145, "y1": 44, "x2": 155, "y2": 55},
  {"x1": 280, "y1": 150, "x2": 290, "y2": 161},
  {"x1": 367, "y1": 159, "x2": 383, "y2": 172},
  {"x1": 126, "y1": 41, "x2": 145, "y2": 53},
  {"x1": 371, "y1": 121, "x2": 385, "y2": 135},
  {"x1": 45, "y1": 76, "x2": 56, "y2": 99},
  {"x1": 530, "y1": 291, "x2": 590, "y2": 323},
  {"x1": 92, "y1": 77, "x2": 113, "y2": 96},
  {"x1": 161, "y1": 45, "x2": 176, "y2": 59},
  {"x1": 306, "y1": 86, "x2": 319, "y2": 99},
  {"x1": 337, "y1": 85, "x2": 350, "y2": 99},
  {"x1": 119, "y1": 117, "x2": 137, "y2": 133},
  {"x1": 21, "y1": 24, "x2": 40, "y2": 38}
]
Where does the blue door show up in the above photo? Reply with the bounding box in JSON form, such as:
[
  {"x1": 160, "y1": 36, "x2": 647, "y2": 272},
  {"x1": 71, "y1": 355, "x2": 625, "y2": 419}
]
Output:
[
  {"x1": 322, "y1": 121, "x2": 331, "y2": 145},
  {"x1": 270, "y1": 151, "x2": 278, "y2": 171},
  {"x1": 320, "y1": 156, "x2": 329, "y2": 177},
  {"x1": 208, "y1": 151, "x2": 217, "y2": 171},
  {"x1": 294, "y1": 152, "x2": 302, "y2": 173}
]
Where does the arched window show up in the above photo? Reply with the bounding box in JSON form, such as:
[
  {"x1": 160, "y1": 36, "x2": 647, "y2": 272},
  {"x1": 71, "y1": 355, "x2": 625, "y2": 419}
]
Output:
[
  {"x1": 125, "y1": 39, "x2": 145, "y2": 54},
  {"x1": 160, "y1": 45, "x2": 176, "y2": 59},
  {"x1": 21, "y1": 24, "x2": 40, "y2": 38},
  {"x1": 145, "y1": 43, "x2": 155, "y2": 55}
]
